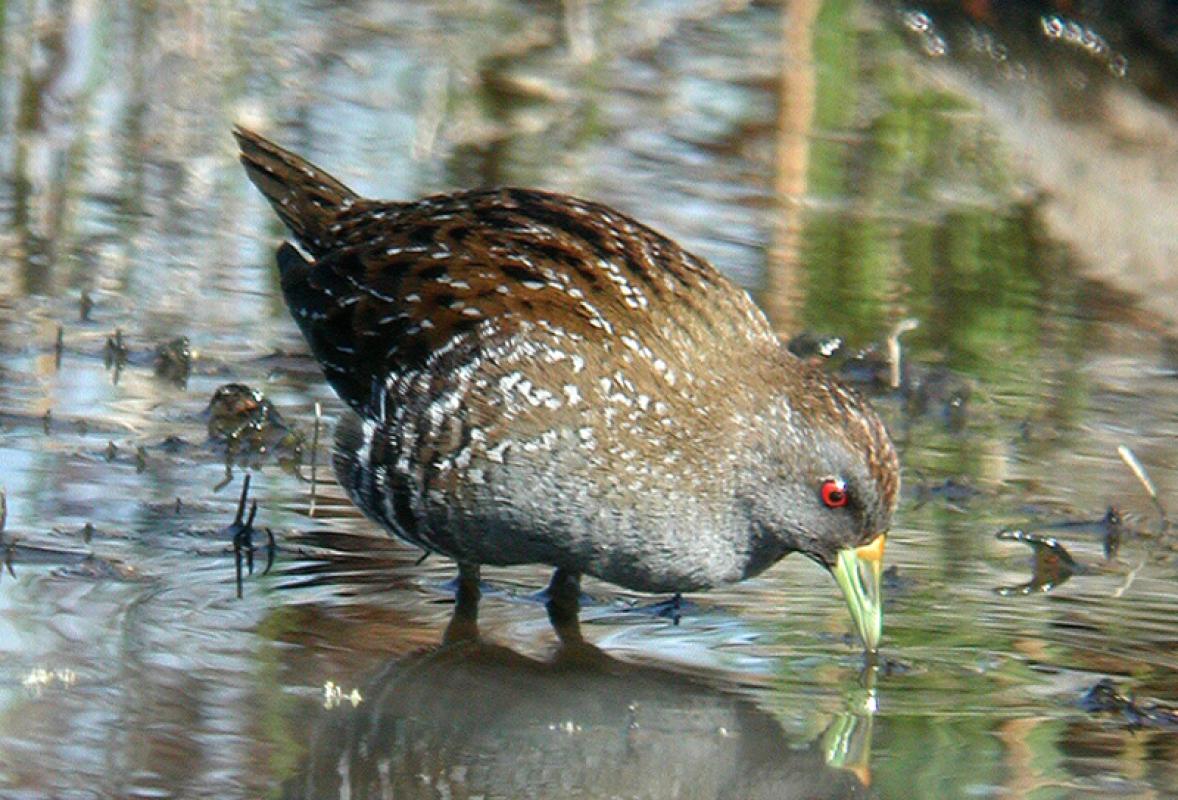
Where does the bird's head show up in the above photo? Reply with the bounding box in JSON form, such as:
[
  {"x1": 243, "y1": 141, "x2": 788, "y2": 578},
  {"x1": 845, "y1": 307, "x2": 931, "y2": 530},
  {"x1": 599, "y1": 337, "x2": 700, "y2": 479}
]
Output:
[{"x1": 746, "y1": 357, "x2": 899, "y2": 653}]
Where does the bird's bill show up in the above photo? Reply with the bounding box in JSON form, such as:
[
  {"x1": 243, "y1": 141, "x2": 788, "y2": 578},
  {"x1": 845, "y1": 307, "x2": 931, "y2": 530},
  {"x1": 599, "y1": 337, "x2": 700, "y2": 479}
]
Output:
[{"x1": 832, "y1": 534, "x2": 886, "y2": 654}]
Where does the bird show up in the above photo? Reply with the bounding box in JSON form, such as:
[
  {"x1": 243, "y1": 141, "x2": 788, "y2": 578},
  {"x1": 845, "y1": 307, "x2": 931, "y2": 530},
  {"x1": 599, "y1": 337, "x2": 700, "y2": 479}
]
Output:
[{"x1": 234, "y1": 125, "x2": 899, "y2": 653}]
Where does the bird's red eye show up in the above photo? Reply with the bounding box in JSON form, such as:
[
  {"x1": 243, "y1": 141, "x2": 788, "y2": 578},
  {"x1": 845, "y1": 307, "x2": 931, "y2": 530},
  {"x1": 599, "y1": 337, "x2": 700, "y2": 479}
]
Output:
[{"x1": 821, "y1": 478, "x2": 849, "y2": 508}]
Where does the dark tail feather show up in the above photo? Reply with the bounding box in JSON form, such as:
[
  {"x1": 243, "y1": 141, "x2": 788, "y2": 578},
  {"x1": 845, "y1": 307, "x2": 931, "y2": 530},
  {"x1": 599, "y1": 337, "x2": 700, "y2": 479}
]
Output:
[
  {"x1": 233, "y1": 125, "x2": 358, "y2": 255},
  {"x1": 275, "y1": 242, "x2": 367, "y2": 410}
]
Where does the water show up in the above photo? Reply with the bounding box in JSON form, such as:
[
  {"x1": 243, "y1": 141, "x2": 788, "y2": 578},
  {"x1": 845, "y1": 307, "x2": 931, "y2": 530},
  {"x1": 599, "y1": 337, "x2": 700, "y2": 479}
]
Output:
[{"x1": 1, "y1": 1, "x2": 1177, "y2": 797}]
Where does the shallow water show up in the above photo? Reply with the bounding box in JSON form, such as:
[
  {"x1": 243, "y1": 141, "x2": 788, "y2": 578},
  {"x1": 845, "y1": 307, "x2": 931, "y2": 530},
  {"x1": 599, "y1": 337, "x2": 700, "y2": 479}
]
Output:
[{"x1": 1, "y1": 1, "x2": 1177, "y2": 798}]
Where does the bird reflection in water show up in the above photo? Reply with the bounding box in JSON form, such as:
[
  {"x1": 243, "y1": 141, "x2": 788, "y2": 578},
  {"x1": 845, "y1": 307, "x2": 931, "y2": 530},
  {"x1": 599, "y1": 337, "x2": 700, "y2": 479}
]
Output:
[{"x1": 283, "y1": 608, "x2": 877, "y2": 800}]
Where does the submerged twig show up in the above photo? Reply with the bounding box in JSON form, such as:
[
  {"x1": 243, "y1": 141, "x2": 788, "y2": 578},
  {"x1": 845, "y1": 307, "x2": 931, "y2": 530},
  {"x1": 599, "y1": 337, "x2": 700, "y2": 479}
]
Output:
[
  {"x1": 1117, "y1": 445, "x2": 1169, "y2": 532},
  {"x1": 1112, "y1": 554, "x2": 1147, "y2": 599},
  {"x1": 886, "y1": 318, "x2": 920, "y2": 390},
  {"x1": 263, "y1": 528, "x2": 276, "y2": 576},
  {"x1": 309, "y1": 401, "x2": 322, "y2": 517},
  {"x1": 994, "y1": 528, "x2": 1080, "y2": 595},
  {"x1": 1, "y1": 491, "x2": 13, "y2": 582},
  {"x1": 104, "y1": 329, "x2": 128, "y2": 384},
  {"x1": 227, "y1": 474, "x2": 276, "y2": 598},
  {"x1": 213, "y1": 461, "x2": 234, "y2": 493},
  {"x1": 230, "y1": 474, "x2": 258, "y2": 599}
]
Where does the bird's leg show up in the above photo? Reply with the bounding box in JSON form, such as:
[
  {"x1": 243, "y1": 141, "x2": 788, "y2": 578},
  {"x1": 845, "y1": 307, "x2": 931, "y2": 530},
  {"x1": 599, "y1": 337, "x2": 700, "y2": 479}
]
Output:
[
  {"x1": 545, "y1": 568, "x2": 583, "y2": 645},
  {"x1": 443, "y1": 562, "x2": 481, "y2": 644}
]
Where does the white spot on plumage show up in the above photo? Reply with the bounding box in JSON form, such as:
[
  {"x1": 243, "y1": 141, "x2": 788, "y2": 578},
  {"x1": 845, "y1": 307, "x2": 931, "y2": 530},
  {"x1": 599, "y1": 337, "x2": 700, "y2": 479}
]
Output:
[
  {"x1": 499, "y1": 372, "x2": 524, "y2": 393},
  {"x1": 486, "y1": 441, "x2": 510, "y2": 464},
  {"x1": 356, "y1": 419, "x2": 377, "y2": 467}
]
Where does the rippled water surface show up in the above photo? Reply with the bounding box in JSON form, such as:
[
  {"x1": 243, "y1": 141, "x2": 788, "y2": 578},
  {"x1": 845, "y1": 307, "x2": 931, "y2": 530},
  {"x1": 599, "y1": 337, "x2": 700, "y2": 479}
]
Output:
[{"x1": 1, "y1": 1, "x2": 1177, "y2": 798}]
